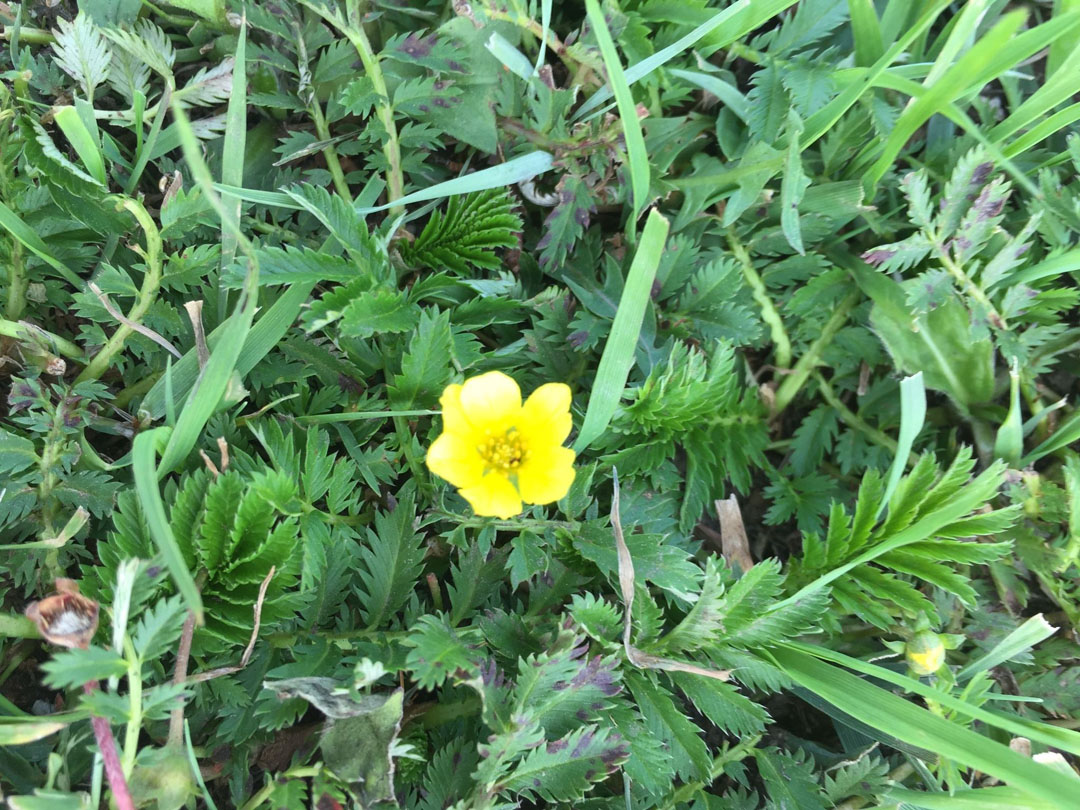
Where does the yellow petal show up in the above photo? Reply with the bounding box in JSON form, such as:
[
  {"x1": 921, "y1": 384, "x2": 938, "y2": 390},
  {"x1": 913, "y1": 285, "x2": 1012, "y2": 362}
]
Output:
[
  {"x1": 517, "y1": 446, "x2": 576, "y2": 505},
  {"x1": 459, "y1": 472, "x2": 523, "y2": 518},
  {"x1": 439, "y1": 384, "x2": 472, "y2": 437},
  {"x1": 520, "y1": 382, "x2": 573, "y2": 446},
  {"x1": 459, "y1": 371, "x2": 521, "y2": 433},
  {"x1": 426, "y1": 432, "x2": 484, "y2": 488}
]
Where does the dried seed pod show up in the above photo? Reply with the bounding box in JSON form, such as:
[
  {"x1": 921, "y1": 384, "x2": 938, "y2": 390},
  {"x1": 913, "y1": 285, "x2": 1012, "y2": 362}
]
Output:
[{"x1": 24, "y1": 578, "x2": 100, "y2": 649}]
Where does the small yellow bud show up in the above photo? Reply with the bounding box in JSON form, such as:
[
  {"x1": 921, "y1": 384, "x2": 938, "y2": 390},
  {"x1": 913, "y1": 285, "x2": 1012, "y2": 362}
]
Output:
[{"x1": 906, "y1": 630, "x2": 945, "y2": 675}]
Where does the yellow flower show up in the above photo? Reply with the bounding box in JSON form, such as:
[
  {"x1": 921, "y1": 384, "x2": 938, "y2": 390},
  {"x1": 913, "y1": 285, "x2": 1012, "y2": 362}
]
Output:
[{"x1": 426, "y1": 371, "x2": 576, "y2": 519}]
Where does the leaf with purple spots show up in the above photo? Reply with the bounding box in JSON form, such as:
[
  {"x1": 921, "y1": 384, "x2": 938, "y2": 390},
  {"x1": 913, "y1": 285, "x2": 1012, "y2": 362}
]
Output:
[
  {"x1": 498, "y1": 725, "x2": 628, "y2": 803},
  {"x1": 514, "y1": 629, "x2": 622, "y2": 737}
]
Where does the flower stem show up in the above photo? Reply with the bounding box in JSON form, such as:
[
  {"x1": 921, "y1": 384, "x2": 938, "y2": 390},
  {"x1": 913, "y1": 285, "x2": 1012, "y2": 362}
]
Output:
[
  {"x1": 728, "y1": 228, "x2": 792, "y2": 369},
  {"x1": 83, "y1": 682, "x2": 136, "y2": 810},
  {"x1": 76, "y1": 199, "x2": 164, "y2": 383}
]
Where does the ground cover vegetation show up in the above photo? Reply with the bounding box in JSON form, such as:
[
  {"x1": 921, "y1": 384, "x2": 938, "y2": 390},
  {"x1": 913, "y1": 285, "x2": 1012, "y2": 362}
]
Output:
[{"x1": 3, "y1": 0, "x2": 1080, "y2": 808}]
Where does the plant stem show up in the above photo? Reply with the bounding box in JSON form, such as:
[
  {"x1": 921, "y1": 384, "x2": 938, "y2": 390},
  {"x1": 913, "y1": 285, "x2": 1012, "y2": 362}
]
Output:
[
  {"x1": 0, "y1": 319, "x2": 85, "y2": 360},
  {"x1": 122, "y1": 637, "x2": 142, "y2": 776},
  {"x1": 76, "y1": 199, "x2": 164, "y2": 383},
  {"x1": 167, "y1": 611, "x2": 196, "y2": 749},
  {"x1": 932, "y1": 236, "x2": 1008, "y2": 329},
  {"x1": 331, "y1": 1, "x2": 403, "y2": 213},
  {"x1": 309, "y1": 96, "x2": 352, "y2": 202},
  {"x1": 727, "y1": 228, "x2": 792, "y2": 369},
  {"x1": 83, "y1": 682, "x2": 136, "y2": 810},
  {"x1": 661, "y1": 735, "x2": 762, "y2": 808},
  {"x1": 773, "y1": 290, "x2": 860, "y2": 414},
  {"x1": 1, "y1": 25, "x2": 52, "y2": 44}
]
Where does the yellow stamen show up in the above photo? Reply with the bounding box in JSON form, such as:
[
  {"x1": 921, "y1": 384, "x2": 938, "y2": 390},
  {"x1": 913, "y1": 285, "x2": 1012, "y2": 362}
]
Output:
[{"x1": 479, "y1": 429, "x2": 529, "y2": 474}]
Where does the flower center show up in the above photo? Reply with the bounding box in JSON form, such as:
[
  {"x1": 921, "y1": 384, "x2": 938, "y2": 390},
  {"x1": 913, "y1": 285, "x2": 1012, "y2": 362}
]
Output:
[{"x1": 479, "y1": 429, "x2": 529, "y2": 473}]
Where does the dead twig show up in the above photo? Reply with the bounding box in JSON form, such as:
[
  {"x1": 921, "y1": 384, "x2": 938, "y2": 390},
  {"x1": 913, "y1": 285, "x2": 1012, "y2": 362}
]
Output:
[{"x1": 89, "y1": 281, "x2": 181, "y2": 359}]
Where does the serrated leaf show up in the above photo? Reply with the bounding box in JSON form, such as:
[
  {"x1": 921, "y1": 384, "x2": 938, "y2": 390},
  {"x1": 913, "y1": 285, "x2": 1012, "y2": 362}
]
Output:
[
  {"x1": 388, "y1": 308, "x2": 454, "y2": 408},
  {"x1": 401, "y1": 189, "x2": 521, "y2": 273},
  {"x1": 52, "y1": 13, "x2": 112, "y2": 98},
  {"x1": 339, "y1": 288, "x2": 420, "y2": 339},
  {"x1": 42, "y1": 647, "x2": 127, "y2": 690},
  {"x1": 537, "y1": 174, "x2": 595, "y2": 269},
  {"x1": 132, "y1": 596, "x2": 187, "y2": 662},
  {"x1": 358, "y1": 491, "x2": 424, "y2": 629},
  {"x1": 498, "y1": 725, "x2": 628, "y2": 803}
]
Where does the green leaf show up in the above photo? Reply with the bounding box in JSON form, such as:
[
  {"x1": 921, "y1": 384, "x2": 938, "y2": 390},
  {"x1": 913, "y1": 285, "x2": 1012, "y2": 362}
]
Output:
[
  {"x1": 339, "y1": 289, "x2": 420, "y2": 339},
  {"x1": 400, "y1": 189, "x2": 521, "y2": 273},
  {"x1": 403, "y1": 613, "x2": 477, "y2": 689},
  {"x1": 51, "y1": 13, "x2": 112, "y2": 98},
  {"x1": 0, "y1": 428, "x2": 37, "y2": 474},
  {"x1": 388, "y1": 309, "x2": 454, "y2": 408},
  {"x1": 41, "y1": 647, "x2": 127, "y2": 690},
  {"x1": 575, "y1": 209, "x2": 670, "y2": 451},
  {"x1": 626, "y1": 672, "x2": 710, "y2": 781},
  {"x1": 499, "y1": 725, "x2": 628, "y2": 803},
  {"x1": 755, "y1": 747, "x2": 827, "y2": 810},
  {"x1": 132, "y1": 596, "x2": 187, "y2": 663},
  {"x1": 780, "y1": 109, "x2": 810, "y2": 254},
  {"x1": 358, "y1": 492, "x2": 425, "y2": 629}
]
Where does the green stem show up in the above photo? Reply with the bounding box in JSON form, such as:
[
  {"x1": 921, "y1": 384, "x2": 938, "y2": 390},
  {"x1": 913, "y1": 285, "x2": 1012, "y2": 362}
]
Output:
[
  {"x1": 316, "y1": 2, "x2": 403, "y2": 213},
  {"x1": 773, "y1": 290, "x2": 860, "y2": 414},
  {"x1": 309, "y1": 97, "x2": 352, "y2": 202},
  {"x1": 815, "y1": 372, "x2": 919, "y2": 466},
  {"x1": 122, "y1": 637, "x2": 142, "y2": 777},
  {"x1": 0, "y1": 319, "x2": 85, "y2": 360},
  {"x1": 661, "y1": 735, "x2": 763, "y2": 808},
  {"x1": 5, "y1": 227, "x2": 24, "y2": 320},
  {"x1": 431, "y1": 510, "x2": 578, "y2": 532},
  {"x1": 1, "y1": 25, "x2": 52, "y2": 45},
  {"x1": 727, "y1": 228, "x2": 792, "y2": 369},
  {"x1": 76, "y1": 199, "x2": 164, "y2": 383},
  {"x1": 932, "y1": 235, "x2": 1008, "y2": 329},
  {"x1": 113, "y1": 372, "x2": 162, "y2": 410}
]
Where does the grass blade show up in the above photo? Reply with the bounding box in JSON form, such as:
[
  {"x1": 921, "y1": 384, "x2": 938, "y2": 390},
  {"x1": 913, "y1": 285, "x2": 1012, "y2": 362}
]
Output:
[
  {"x1": 219, "y1": 14, "x2": 247, "y2": 313},
  {"x1": 783, "y1": 641, "x2": 1080, "y2": 757},
  {"x1": 0, "y1": 200, "x2": 81, "y2": 288},
  {"x1": 574, "y1": 209, "x2": 669, "y2": 452},
  {"x1": 847, "y1": 0, "x2": 883, "y2": 66},
  {"x1": 585, "y1": 0, "x2": 648, "y2": 223},
  {"x1": 863, "y1": 11, "x2": 1026, "y2": 191},
  {"x1": 878, "y1": 372, "x2": 926, "y2": 518},
  {"x1": 53, "y1": 105, "x2": 106, "y2": 185},
  {"x1": 215, "y1": 150, "x2": 555, "y2": 213},
  {"x1": 886, "y1": 786, "x2": 1059, "y2": 810},
  {"x1": 769, "y1": 647, "x2": 1080, "y2": 807},
  {"x1": 141, "y1": 282, "x2": 314, "y2": 420},
  {"x1": 575, "y1": 0, "x2": 800, "y2": 119},
  {"x1": 132, "y1": 427, "x2": 203, "y2": 623}
]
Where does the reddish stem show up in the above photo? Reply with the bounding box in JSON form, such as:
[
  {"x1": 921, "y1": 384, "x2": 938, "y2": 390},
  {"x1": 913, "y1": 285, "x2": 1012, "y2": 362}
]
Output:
[{"x1": 82, "y1": 681, "x2": 136, "y2": 810}]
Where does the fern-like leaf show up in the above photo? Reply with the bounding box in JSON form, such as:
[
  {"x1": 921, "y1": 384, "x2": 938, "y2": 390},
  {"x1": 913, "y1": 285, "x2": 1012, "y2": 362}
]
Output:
[{"x1": 401, "y1": 189, "x2": 521, "y2": 273}]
